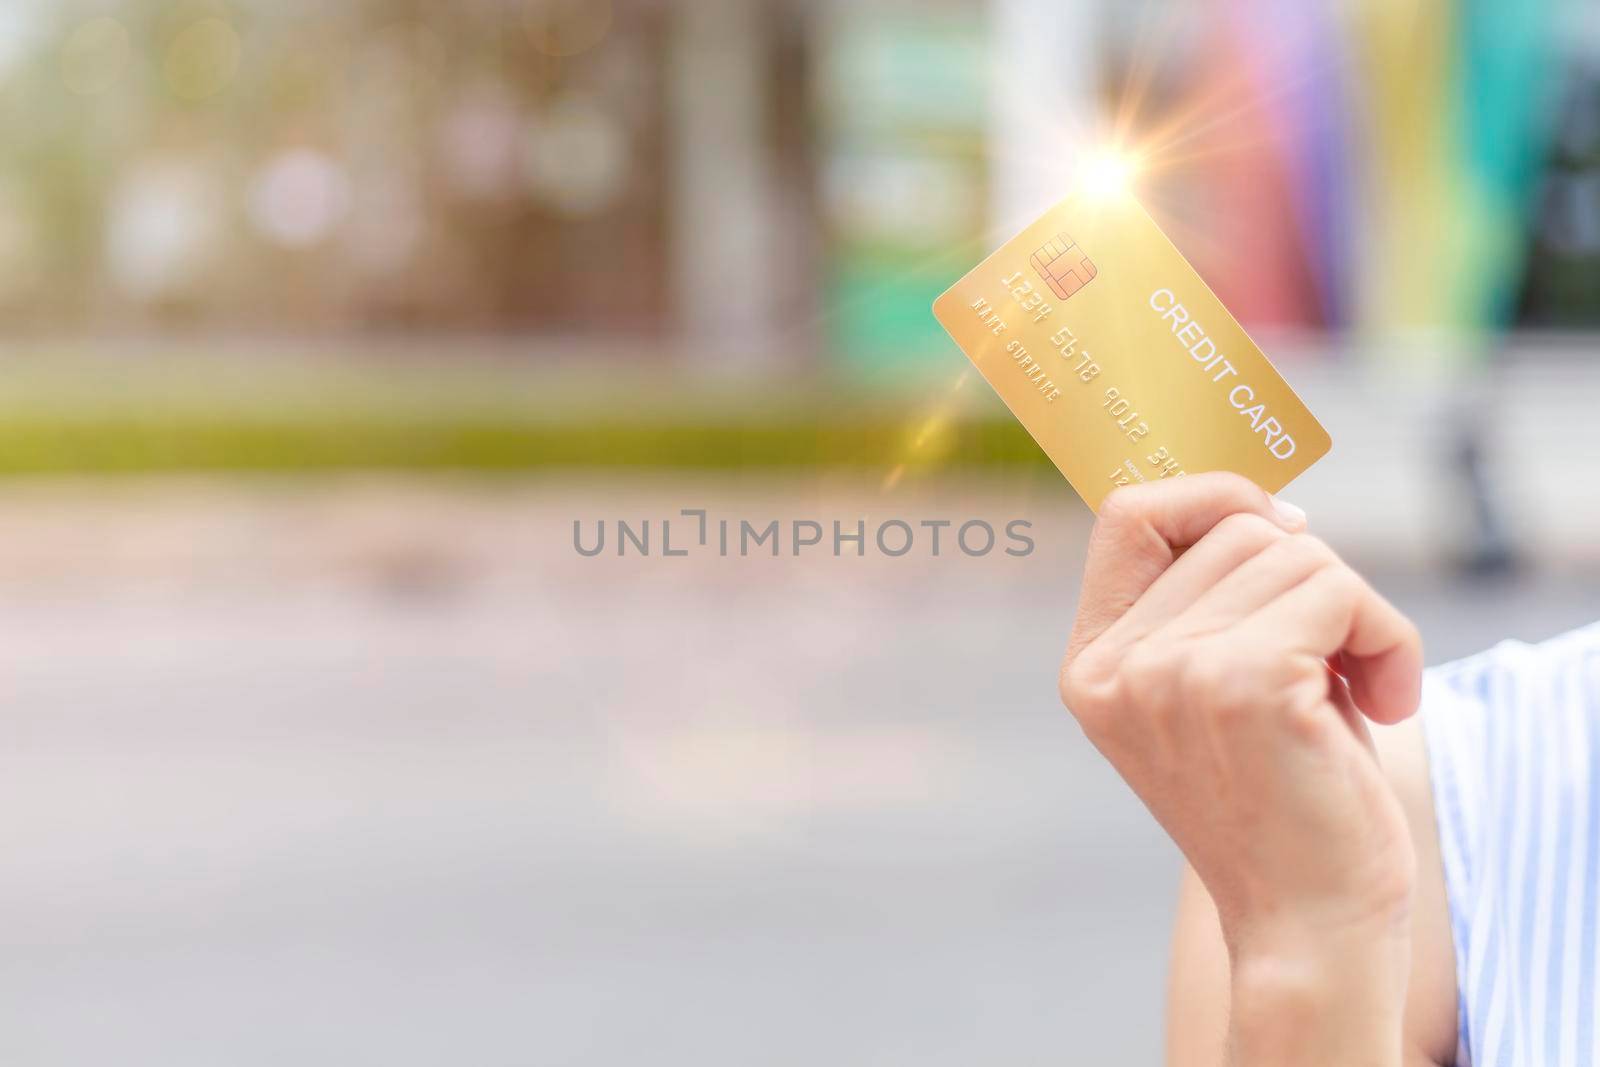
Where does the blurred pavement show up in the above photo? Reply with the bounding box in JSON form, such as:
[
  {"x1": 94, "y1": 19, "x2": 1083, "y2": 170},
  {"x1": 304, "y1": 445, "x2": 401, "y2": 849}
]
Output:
[{"x1": 0, "y1": 476, "x2": 1593, "y2": 1065}]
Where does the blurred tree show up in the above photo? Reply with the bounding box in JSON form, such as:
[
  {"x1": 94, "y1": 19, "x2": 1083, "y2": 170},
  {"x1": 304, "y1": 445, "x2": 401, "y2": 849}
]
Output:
[{"x1": 0, "y1": 0, "x2": 674, "y2": 337}]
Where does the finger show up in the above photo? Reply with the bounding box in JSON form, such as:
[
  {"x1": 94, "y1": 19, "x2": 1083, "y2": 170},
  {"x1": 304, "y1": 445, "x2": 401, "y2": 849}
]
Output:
[
  {"x1": 1095, "y1": 512, "x2": 1287, "y2": 653},
  {"x1": 1068, "y1": 472, "x2": 1304, "y2": 661},
  {"x1": 1236, "y1": 566, "x2": 1424, "y2": 725},
  {"x1": 1159, "y1": 533, "x2": 1337, "y2": 640}
]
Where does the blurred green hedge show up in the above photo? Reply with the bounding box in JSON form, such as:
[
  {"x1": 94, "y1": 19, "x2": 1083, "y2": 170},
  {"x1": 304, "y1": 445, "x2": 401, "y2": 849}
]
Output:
[
  {"x1": 0, "y1": 356, "x2": 1052, "y2": 474},
  {"x1": 0, "y1": 411, "x2": 1052, "y2": 474}
]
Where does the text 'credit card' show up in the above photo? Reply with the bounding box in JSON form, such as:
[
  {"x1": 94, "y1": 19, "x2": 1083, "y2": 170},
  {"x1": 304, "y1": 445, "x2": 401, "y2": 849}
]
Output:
[{"x1": 934, "y1": 188, "x2": 1331, "y2": 511}]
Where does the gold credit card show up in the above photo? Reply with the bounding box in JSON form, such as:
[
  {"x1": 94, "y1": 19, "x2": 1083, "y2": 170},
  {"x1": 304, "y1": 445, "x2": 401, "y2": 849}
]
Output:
[{"x1": 934, "y1": 187, "x2": 1331, "y2": 511}]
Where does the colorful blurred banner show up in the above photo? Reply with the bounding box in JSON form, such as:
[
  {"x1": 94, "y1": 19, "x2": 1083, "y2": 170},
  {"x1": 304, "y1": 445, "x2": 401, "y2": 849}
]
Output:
[
  {"x1": 1175, "y1": 0, "x2": 1325, "y2": 331},
  {"x1": 993, "y1": 0, "x2": 1585, "y2": 356},
  {"x1": 1224, "y1": 0, "x2": 1355, "y2": 329},
  {"x1": 1345, "y1": 0, "x2": 1464, "y2": 340},
  {"x1": 814, "y1": 8, "x2": 990, "y2": 375},
  {"x1": 1451, "y1": 0, "x2": 1562, "y2": 332},
  {"x1": 1297, "y1": 0, "x2": 1558, "y2": 347}
]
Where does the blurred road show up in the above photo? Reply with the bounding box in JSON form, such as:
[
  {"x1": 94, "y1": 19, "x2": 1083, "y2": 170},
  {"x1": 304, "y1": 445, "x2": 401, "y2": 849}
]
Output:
[{"x1": 0, "y1": 475, "x2": 1595, "y2": 1066}]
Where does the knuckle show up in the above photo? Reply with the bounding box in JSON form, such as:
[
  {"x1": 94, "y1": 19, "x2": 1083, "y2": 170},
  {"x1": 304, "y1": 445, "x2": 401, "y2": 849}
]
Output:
[
  {"x1": 1179, "y1": 643, "x2": 1254, "y2": 721},
  {"x1": 1282, "y1": 532, "x2": 1338, "y2": 568},
  {"x1": 1061, "y1": 680, "x2": 1112, "y2": 736},
  {"x1": 1118, "y1": 639, "x2": 1175, "y2": 692},
  {"x1": 1066, "y1": 640, "x2": 1119, "y2": 689},
  {"x1": 1322, "y1": 562, "x2": 1366, "y2": 603},
  {"x1": 1210, "y1": 512, "x2": 1284, "y2": 551},
  {"x1": 1253, "y1": 533, "x2": 1343, "y2": 589},
  {"x1": 1177, "y1": 648, "x2": 1229, "y2": 700},
  {"x1": 1281, "y1": 666, "x2": 1334, "y2": 740},
  {"x1": 1283, "y1": 698, "x2": 1329, "y2": 745},
  {"x1": 1060, "y1": 644, "x2": 1117, "y2": 723},
  {"x1": 1062, "y1": 637, "x2": 1182, "y2": 735},
  {"x1": 1057, "y1": 661, "x2": 1085, "y2": 713}
]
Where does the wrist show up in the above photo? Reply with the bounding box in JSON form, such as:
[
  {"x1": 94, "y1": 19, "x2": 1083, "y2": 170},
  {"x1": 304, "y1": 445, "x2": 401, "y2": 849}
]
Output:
[{"x1": 1228, "y1": 921, "x2": 1410, "y2": 1066}]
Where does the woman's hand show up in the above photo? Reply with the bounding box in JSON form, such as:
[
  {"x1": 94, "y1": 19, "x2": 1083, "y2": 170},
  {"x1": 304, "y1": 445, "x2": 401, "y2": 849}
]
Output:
[{"x1": 1058, "y1": 473, "x2": 1424, "y2": 1065}]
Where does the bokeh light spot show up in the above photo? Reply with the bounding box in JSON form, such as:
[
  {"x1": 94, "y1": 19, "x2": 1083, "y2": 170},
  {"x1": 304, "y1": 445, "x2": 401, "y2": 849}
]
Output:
[
  {"x1": 105, "y1": 158, "x2": 226, "y2": 302},
  {"x1": 61, "y1": 17, "x2": 131, "y2": 97},
  {"x1": 164, "y1": 16, "x2": 240, "y2": 102},
  {"x1": 439, "y1": 87, "x2": 525, "y2": 201},
  {"x1": 525, "y1": 95, "x2": 630, "y2": 218},
  {"x1": 247, "y1": 149, "x2": 352, "y2": 250}
]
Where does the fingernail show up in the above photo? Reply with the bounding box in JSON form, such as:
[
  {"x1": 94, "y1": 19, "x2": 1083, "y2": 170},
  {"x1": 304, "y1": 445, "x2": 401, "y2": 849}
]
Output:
[{"x1": 1271, "y1": 497, "x2": 1308, "y2": 528}]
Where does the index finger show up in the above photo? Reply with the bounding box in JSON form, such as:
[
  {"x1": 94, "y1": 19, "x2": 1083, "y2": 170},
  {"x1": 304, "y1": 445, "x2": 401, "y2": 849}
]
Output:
[
  {"x1": 1240, "y1": 565, "x2": 1424, "y2": 725},
  {"x1": 1066, "y1": 472, "x2": 1305, "y2": 664}
]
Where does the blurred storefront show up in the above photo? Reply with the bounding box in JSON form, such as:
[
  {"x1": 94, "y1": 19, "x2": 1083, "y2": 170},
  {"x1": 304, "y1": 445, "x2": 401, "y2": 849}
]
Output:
[{"x1": 2, "y1": 0, "x2": 1597, "y2": 350}]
